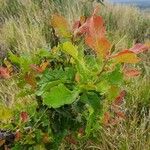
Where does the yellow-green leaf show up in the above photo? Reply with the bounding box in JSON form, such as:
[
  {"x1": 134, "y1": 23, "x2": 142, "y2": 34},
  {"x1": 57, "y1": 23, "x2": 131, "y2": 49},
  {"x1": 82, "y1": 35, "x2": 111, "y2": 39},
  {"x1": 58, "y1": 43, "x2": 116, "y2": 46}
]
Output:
[
  {"x1": 43, "y1": 83, "x2": 79, "y2": 108},
  {"x1": 112, "y1": 50, "x2": 140, "y2": 64},
  {"x1": 51, "y1": 14, "x2": 71, "y2": 37},
  {"x1": 62, "y1": 42, "x2": 78, "y2": 60},
  {"x1": 96, "y1": 80, "x2": 110, "y2": 94},
  {"x1": 0, "y1": 105, "x2": 13, "y2": 122}
]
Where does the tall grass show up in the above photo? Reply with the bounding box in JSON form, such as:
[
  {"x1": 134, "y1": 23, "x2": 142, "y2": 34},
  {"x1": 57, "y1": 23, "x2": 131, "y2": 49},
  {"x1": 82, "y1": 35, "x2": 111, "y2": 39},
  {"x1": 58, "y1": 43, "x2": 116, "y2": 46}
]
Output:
[
  {"x1": 0, "y1": 0, "x2": 149, "y2": 149},
  {"x1": 0, "y1": 0, "x2": 149, "y2": 54}
]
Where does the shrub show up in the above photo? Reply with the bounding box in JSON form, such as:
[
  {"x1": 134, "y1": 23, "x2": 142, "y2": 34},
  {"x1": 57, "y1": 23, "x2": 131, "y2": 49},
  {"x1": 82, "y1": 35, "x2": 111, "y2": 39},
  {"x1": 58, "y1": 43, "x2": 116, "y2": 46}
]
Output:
[{"x1": 0, "y1": 6, "x2": 149, "y2": 149}]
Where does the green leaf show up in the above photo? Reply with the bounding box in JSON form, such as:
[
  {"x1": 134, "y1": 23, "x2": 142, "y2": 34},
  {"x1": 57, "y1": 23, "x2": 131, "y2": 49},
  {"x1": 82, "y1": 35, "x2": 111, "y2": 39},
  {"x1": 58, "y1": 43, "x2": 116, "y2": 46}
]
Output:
[
  {"x1": 39, "y1": 67, "x2": 75, "y2": 85},
  {"x1": 107, "y1": 65, "x2": 123, "y2": 85},
  {"x1": 81, "y1": 92, "x2": 102, "y2": 112},
  {"x1": 36, "y1": 48, "x2": 51, "y2": 58},
  {"x1": 9, "y1": 52, "x2": 32, "y2": 73},
  {"x1": 43, "y1": 84, "x2": 79, "y2": 108},
  {"x1": 85, "y1": 107, "x2": 95, "y2": 136},
  {"x1": 9, "y1": 52, "x2": 20, "y2": 65},
  {"x1": 62, "y1": 42, "x2": 78, "y2": 60},
  {"x1": 107, "y1": 86, "x2": 120, "y2": 102},
  {"x1": 80, "y1": 92, "x2": 102, "y2": 136},
  {"x1": 36, "y1": 80, "x2": 62, "y2": 96},
  {"x1": 96, "y1": 80, "x2": 110, "y2": 94},
  {"x1": 84, "y1": 55, "x2": 100, "y2": 73}
]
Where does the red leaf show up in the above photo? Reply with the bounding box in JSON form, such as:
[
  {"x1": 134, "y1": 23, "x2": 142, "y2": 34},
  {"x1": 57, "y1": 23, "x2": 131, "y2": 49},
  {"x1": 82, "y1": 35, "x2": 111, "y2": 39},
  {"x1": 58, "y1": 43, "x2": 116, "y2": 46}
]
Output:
[
  {"x1": 72, "y1": 16, "x2": 86, "y2": 33},
  {"x1": 85, "y1": 35, "x2": 110, "y2": 57},
  {"x1": 84, "y1": 14, "x2": 110, "y2": 57},
  {"x1": 73, "y1": 6, "x2": 100, "y2": 36},
  {"x1": 0, "y1": 67, "x2": 10, "y2": 79},
  {"x1": 86, "y1": 8, "x2": 110, "y2": 57},
  {"x1": 73, "y1": 20, "x2": 89, "y2": 36},
  {"x1": 113, "y1": 90, "x2": 126, "y2": 106},
  {"x1": 73, "y1": 7, "x2": 111, "y2": 58},
  {"x1": 88, "y1": 16, "x2": 105, "y2": 36},
  {"x1": 20, "y1": 112, "x2": 29, "y2": 123},
  {"x1": 15, "y1": 131, "x2": 22, "y2": 141},
  {"x1": 130, "y1": 43, "x2": 149, "y2": 54},
  {"x1": 124, "y1": 68, "x2": 141, "y2": 77},
  {"x1": 85, "y1": 35, "x2": 94, "y2": 48}
]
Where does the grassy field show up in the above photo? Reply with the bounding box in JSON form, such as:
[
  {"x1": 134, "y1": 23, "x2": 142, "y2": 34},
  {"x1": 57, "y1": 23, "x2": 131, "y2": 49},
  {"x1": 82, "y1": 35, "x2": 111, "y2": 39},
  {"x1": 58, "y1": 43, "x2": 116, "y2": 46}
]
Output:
[{"x1": 0, "y1": 0, "x2": 150, "y2": 149}]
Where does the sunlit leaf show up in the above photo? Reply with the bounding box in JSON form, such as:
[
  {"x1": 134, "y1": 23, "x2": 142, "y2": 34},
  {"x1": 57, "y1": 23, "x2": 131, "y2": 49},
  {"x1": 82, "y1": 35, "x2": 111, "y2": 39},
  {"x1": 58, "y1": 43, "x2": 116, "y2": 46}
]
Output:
[
  {"x1": 51, "y1": 14, "x2": 71, "y2": 37},
  {"x1": 112, "y1": 50, "x2": 140, "y2": 64},
  {"x1": 85, "y1": 35, "x2": 110, "y2": 57},
  {"x1": 96, "y1": 80, "x2": 110, "y2": 94},
  {"x1": 74, "y1": 20, "x2": 89, "y2": 37},
  {"x1": 62, "y1": 42, "x2": 78, "y2": 60},
  {"x1": 73, "y1": 20, "x2": 81, "y2": 32},
  {"x1": 0, "y1": 105, "x2": 12, "y2": 122}
]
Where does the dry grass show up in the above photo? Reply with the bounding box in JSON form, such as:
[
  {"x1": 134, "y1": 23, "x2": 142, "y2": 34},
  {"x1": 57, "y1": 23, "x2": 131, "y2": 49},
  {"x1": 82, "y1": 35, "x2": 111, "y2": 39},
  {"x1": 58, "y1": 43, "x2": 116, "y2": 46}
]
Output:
[{"x1": 0, "y1": 0, "x2": 149, "y2": 55}]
